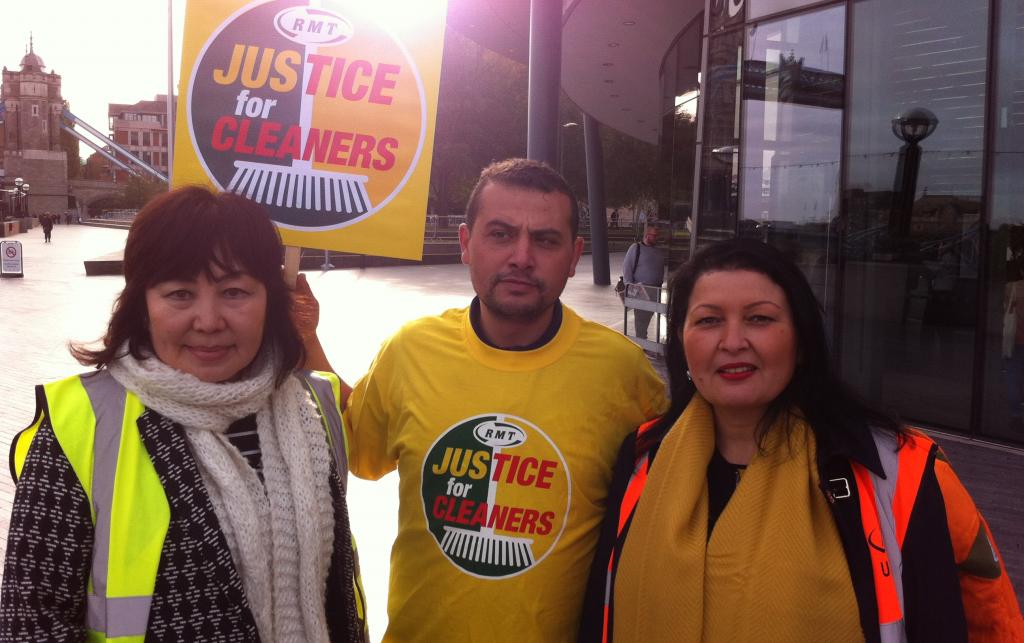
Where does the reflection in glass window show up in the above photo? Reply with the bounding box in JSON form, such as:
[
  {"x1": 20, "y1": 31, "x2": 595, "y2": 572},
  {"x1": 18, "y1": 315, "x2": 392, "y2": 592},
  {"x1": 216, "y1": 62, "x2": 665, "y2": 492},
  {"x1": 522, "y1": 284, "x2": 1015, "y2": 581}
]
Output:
[
  {"x1": 749, "y1": 0, "x2": 822, "y2": 19},
  {"x1": 709, "y1": 0, "x2": 747, "y2": 33},
  {"x1": 697, "y1": 29, "x2": 744, "y2": 247},
  {"x1": 840, "y1": 0, "x2": 988, "y2": 430},
  {"x1": 983, "y1": 0, "x2": 1024, "y2": 442},
  {"x1": 740, "y1": 5, "x2": 845, "y2": 314},
  {"x1": 659, "y1": 16, "x2": 702, "y2": 264}
]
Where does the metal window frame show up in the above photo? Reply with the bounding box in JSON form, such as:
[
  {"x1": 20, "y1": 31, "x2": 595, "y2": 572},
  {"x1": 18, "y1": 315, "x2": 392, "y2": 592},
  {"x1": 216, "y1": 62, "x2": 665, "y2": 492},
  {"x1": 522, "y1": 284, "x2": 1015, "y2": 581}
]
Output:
[{"x1": 969, "y1": 0, "x2": 1001, "y2": 440}]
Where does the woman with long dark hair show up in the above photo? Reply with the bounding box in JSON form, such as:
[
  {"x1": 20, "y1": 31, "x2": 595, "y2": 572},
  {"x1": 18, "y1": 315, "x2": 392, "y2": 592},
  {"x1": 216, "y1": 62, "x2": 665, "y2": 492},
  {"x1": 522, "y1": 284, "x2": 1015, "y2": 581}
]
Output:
[
  {"x1": 580, "y1": 239, "x2": 1022, "y2": 642},
  {"x1": 1, "y1": 187, "x2": 367, "y2": 642}
]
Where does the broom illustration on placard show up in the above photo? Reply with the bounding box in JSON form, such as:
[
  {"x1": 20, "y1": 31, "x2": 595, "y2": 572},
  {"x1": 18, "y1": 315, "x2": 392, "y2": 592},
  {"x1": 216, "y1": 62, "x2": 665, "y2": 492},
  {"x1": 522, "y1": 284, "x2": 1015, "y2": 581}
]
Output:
[{"x1": 227, "y1": 159, "x2": 371, "y2": 215}]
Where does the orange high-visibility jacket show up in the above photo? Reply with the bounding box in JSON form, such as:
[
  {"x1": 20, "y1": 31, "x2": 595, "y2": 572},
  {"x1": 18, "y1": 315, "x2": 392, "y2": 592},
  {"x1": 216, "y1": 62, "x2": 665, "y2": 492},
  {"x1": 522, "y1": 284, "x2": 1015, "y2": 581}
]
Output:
[{"x1": 579, "y1": 420, "x2": 1024, "y2": 643}]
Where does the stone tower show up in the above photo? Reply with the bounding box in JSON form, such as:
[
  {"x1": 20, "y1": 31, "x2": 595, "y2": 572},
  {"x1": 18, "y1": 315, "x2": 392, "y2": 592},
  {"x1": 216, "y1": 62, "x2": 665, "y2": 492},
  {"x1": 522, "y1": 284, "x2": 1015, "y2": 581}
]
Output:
[{"x1": 1, "y1": 36, "x2": 69, "y2": 216}]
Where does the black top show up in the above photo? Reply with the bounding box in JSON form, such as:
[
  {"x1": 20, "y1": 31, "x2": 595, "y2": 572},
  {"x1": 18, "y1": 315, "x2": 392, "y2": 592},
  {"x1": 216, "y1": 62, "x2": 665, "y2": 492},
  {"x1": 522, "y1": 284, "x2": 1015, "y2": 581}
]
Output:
[
  {"x1": 468, "y1": 296, "x2": 563, "y2": 350},
  {"x1": 225, "y1": 415, "x2": 261, "y2": 475},
  {"x1": 706, "y1": 449, "x2": 746, "y2": 537}
]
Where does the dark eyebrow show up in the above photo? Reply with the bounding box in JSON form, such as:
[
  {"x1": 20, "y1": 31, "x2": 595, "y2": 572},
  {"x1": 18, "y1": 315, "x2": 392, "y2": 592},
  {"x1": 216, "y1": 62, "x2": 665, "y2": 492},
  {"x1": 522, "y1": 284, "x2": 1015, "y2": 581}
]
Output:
[
  {"x1": 689, "y1": 300, "x2": 783, "y2": 313},
  {"x1": 743, "y1": 300, "x2": 783, "y2": 311},
  {"x1": 689, "y1": 303, "x2": 722, "y2": 314},
  {"x1": 483, "y1": 218, "x2": 563, "y2": 236},
  {"x1": 531, "y1": 227, "x2": 564, "y2": 238}
]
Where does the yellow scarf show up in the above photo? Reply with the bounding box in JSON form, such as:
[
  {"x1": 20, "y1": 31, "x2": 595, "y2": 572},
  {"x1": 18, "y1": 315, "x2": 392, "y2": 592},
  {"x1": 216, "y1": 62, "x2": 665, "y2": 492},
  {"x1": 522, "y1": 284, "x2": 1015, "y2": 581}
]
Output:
[{"x1": 613, "y1": 396, "x2": 864, "y2": 642}]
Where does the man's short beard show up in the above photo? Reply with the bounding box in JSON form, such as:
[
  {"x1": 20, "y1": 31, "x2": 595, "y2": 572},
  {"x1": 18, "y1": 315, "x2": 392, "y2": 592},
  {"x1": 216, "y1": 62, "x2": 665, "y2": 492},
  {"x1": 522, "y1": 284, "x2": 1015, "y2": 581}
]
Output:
[{"x1": 480, "y1": 274, "x2": 553, "y2": 321}]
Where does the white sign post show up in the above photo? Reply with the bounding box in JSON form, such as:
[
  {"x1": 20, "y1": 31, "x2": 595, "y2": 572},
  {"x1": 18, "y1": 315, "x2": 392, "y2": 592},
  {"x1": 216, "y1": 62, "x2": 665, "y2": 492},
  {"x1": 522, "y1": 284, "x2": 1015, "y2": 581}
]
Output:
[{"x1": 1, "y1": 240, "x2": 24, "y2": 278}]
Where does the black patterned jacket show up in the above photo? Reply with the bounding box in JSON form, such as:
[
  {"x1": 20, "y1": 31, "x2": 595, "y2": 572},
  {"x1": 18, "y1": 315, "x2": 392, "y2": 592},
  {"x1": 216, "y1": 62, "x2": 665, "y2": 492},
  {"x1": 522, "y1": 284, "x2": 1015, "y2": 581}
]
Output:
[{"x1": 0, "y1": 399, "x2": 366, "y2": 642}]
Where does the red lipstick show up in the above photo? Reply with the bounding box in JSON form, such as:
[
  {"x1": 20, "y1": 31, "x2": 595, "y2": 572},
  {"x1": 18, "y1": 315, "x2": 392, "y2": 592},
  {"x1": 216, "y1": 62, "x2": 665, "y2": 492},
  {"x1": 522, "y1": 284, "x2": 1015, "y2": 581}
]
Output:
[{"x1": 717, "y1": 362, "x2": 756, "y2": 381}]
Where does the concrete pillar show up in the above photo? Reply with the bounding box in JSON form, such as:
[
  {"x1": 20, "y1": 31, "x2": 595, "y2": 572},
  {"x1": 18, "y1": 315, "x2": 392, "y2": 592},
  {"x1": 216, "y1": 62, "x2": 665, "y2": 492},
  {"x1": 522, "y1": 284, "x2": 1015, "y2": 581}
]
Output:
[
  {"x1": 527, "y1": 0, "x2": 561, "y2": 166},
  {"x1": 584, "y1": 114, "x2": 610, "y2": 285}
]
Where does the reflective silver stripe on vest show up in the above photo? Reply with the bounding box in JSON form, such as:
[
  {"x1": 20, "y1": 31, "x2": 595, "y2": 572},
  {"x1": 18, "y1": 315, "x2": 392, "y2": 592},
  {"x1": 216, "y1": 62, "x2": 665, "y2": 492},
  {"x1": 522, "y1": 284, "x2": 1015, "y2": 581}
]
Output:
[
  {"x1": 868, "y1": 430, "x2": 909, "y2": 643},
  {"x1": 87, "y1": 594, "x2": 152, "y2": 638},
  {"x1": 79, "y1": 370, "x2": 152, "y2": 638},
  {"x1": 299, "y1": 371, "x2": 349, "y2": 491}
]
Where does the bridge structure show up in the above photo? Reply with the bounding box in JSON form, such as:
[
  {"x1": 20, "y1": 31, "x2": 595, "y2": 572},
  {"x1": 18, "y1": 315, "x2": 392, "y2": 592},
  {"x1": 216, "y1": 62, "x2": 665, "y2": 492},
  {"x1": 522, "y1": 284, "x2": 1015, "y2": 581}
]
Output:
[
  {"x1": 61, "y1": 109, "x2": 169, "y2": 184},
  {"x1": 67, "y1": 178, "x2": 121, "y2": 215}
]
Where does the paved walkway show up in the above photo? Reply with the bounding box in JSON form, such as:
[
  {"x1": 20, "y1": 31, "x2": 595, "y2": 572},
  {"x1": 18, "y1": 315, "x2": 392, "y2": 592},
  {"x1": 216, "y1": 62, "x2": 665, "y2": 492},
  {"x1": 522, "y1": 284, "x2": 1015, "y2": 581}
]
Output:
[{"x1": 0, "y1": 223, "x2": 1020, "y2": 639}]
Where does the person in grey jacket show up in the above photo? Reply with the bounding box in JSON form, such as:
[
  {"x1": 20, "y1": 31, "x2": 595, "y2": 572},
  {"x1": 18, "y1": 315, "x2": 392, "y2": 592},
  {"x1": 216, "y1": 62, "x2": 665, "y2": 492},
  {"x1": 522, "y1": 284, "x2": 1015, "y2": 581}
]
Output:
[{"x1": 623, "y1": 224, "x2": 667, "y2": 340}]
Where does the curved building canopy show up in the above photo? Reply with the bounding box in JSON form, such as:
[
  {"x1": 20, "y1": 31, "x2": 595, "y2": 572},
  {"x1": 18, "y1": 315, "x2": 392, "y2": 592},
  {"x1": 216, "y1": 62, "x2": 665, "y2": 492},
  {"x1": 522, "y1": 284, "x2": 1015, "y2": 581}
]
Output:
[{"x1": 447, "y1": 0, "x2": 700, "y2": 144}]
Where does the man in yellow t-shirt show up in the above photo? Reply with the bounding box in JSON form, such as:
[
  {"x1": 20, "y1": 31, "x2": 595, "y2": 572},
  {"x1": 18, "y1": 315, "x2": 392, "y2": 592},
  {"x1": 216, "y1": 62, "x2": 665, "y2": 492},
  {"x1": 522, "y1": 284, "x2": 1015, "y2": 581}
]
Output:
[{"x1": 305, "y1": 159, "x2": 666, "y2": 641}]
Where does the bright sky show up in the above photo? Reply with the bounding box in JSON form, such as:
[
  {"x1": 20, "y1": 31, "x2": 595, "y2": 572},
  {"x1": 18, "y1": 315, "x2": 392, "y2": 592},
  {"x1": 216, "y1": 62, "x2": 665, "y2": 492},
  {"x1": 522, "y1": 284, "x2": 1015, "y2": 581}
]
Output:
[
  {"x1": 2, "y1": 0, "x2": 443, "y2": 143},
  {"x1": 1, "y1": 0, "x2": 187, "y2": 138}
]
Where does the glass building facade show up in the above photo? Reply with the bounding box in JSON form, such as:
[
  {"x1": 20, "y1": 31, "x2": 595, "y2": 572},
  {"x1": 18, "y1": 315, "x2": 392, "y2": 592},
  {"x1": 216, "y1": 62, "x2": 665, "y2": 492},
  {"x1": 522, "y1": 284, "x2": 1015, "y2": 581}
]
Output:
[{"x1": 659, "y1": 0, "x2": 1024, "y2": 445}]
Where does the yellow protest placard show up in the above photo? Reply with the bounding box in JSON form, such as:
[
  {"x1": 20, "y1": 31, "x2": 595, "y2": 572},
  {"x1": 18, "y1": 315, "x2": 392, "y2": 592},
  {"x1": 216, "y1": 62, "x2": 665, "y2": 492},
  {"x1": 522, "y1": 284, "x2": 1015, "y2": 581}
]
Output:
[{"x1": 174, "y1": 0, "x2": 447, "y2": 260}]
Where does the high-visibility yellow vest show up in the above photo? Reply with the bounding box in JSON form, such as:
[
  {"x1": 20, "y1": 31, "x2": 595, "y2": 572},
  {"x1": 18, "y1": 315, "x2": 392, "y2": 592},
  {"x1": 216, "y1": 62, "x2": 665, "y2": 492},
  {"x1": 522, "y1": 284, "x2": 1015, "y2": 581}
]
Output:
[{"x1": 11, "y1": 369, "x2": 366, "y2": 642}]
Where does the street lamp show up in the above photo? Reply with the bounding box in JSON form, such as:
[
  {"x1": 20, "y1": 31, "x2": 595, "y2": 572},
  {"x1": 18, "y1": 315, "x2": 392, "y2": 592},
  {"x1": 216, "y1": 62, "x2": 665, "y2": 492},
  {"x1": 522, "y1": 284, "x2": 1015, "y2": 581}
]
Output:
[
  {"x1": 19, "y1": 183, "x2": 30, "y2": 217},
  {"x1": 558, "y1": 121, "x2": 579, "y2": 176},
  {"x1": 13, "y1": 178, "x2": 23, "y2": 219},
  {"x1": 2, "y1": 178, "x2": 30, "y2": 220},
  {"x1": 711, "y1": 145, "x2": 740, "y2": 223},
  {"x1": 889, "y1": 107, "x2": 938, "y2": 238}
]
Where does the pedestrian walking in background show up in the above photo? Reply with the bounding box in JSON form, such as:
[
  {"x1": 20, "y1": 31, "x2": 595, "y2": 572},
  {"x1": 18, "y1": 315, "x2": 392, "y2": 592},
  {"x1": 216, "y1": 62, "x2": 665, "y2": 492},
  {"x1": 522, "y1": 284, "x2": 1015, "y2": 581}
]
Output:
[
  {"x1": 622, "y1": 223, "x2": 667, "y2": 341},
  {"x1": 40, "y1": 214, "x2": 53, "y2": 243}
]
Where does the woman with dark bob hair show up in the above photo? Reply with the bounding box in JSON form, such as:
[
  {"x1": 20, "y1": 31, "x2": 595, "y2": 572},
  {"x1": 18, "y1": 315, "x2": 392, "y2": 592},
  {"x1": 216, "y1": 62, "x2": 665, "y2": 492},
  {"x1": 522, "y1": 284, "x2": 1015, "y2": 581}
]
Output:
[
  {"x1": 580, "y1": 239, "x2": 1022, "y2": 643},
  {"x1": 1, "y1": 186, "x2": 367, "y2": 642}
]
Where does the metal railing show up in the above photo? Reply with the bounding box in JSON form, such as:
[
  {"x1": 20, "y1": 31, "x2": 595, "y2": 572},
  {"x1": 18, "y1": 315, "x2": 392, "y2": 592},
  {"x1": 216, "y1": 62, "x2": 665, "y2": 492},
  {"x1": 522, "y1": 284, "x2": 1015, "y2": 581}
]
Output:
[
  {"x1": 622, "y1": 283, "x2": 668, "y2": 355},
  {"x1": 95, "y1": 209, "x2": 139, "y2": 221},
  {"x1": 425, "y1": 214, "x2": 466, "y2": 239}
]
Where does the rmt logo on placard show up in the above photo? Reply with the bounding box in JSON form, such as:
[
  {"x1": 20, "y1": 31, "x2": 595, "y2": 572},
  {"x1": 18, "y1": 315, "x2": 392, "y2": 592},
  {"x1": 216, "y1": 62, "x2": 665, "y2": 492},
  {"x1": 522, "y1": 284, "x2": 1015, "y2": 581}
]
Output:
[{"x1": 274, "y1": 6, "x2": 353, "y2": 46}]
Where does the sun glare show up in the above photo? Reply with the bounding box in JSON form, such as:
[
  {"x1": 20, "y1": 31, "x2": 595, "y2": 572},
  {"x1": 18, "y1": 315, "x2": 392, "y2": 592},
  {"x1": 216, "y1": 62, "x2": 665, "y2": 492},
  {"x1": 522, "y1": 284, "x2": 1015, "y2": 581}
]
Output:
[{"x1": 353, "y1": 0, "x2": 449, "y2": 35}]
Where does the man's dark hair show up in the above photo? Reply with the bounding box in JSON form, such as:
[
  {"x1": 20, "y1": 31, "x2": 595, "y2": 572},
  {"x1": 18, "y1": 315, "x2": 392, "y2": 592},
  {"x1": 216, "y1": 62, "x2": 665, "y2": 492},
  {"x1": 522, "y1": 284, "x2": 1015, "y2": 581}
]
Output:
[
  {"x1": 646, "y1": 238, "x2": 901, "y2": 452},
  {"x1": 71, "y1": 186, "x2": 304, "y2": 385},
  {"x1": 464, "y1": 158, "x2": 580, "y2": 237}
]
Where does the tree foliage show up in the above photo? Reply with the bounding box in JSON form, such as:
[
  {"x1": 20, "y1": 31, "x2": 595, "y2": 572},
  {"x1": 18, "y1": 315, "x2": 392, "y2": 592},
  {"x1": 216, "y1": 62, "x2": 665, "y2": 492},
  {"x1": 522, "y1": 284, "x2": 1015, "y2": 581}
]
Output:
[
  {"x1": 601, "y1": 128, "x2": 658, "y2": 208},
  {"x1": 557, "y1": 107, "x2": 659, "y2": 210},
  {"x1": 122, "y1": 176, "x2": 167, "y2": 208},
  {"x1": 86, "y1": 176, "x2": 167, "y2": 215},
  {"x1": 427, "y1": 30, "x2": 661, "y2": 218},
  {"x1": 428, "y1": 29, "x2": 527, "y2": 216}
]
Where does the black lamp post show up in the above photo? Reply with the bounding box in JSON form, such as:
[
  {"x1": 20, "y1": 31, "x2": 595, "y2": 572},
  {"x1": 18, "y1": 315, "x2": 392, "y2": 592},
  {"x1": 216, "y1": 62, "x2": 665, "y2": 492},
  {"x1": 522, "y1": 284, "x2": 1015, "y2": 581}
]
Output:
[
  {"x1": 889, "y1": 107, "x2": 938, "y2": 238},
  {"x1": 20, "y1": 183, "x2": 30, "y2": 217},
  {"x1": 558, "y1": 121, "x2": 579, "y2": 177},
  {"x1": 13, "y1": 178, "x2": 31, "y2": 217},
  {"x1": 711, "y1": 145, "x2": 740, "y2": 225},
  {"x1": 2, "y1": 178, "x2": 30, "y2": 220}
]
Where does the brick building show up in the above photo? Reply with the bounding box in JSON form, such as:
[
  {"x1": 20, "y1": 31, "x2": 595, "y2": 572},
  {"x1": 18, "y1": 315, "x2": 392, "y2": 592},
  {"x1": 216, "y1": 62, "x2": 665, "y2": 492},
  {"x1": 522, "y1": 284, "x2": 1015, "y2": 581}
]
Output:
[
  {"x1": 107, "y1": 95, "x2": 175, "y2": 182},
  {"x1": 0, "y1": 38, "x2": 69, "y2": 216}
]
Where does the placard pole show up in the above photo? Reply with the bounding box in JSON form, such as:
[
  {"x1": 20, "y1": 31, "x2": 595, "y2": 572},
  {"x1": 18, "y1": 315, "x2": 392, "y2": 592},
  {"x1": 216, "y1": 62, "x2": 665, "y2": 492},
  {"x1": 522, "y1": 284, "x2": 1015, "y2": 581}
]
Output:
[{"x1": 283, "y1": 246, "x2": 301, "y2": 287}]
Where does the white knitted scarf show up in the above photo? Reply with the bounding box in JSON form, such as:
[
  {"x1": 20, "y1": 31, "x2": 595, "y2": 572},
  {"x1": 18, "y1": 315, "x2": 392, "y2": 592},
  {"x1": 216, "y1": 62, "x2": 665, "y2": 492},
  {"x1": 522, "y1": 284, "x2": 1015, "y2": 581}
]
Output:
[{"x1": 108, "y1": 348, "x2": 334, "y2": 643}]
